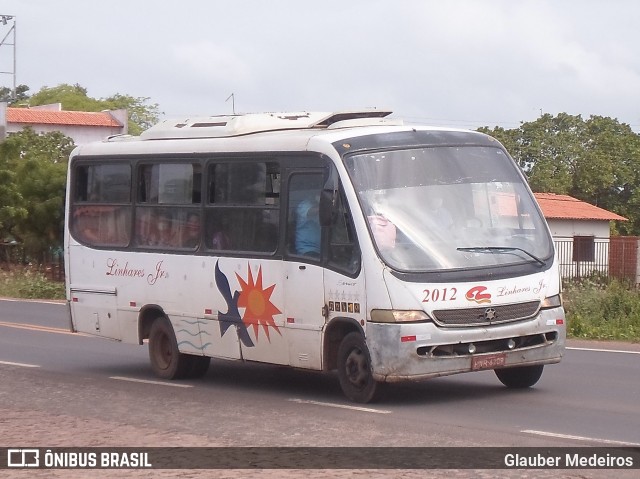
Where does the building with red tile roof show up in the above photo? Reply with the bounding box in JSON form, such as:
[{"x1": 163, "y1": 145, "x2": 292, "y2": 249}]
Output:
[
  {"x1": 532, "y1": 193, "x2": 630, "y2": 281},
  {"x1": 1, "y1": 102, "x2": 127, "y2": 145},
  {"x1": 533, "y1": 193, "x2": 627, "y2": 222},
  {"x1": 532, "y1": 192, "x2": 626, "y2": 239}
]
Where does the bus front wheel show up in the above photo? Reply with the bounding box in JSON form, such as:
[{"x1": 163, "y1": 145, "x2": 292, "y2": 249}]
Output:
[
  {"x1": 337, "y1": 332, "x2": 380, "y2": 403},
  {"x1": 495, "y1": 364, "x2": 544, "y2": 388},
  {"x1": 148, "y1": 316, "x2": 192, "y2": 380}
]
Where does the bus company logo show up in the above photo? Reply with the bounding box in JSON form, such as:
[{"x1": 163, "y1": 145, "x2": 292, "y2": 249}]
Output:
[
  {"x1": 215, "y1": 261, "x2": 282, "y2": 347},
  {"x1": 465, "y1": 285, "x2": 492, "y2": 304},
  {"x1": 7, "y1": 449, "x2": 39, "y2": 468}
]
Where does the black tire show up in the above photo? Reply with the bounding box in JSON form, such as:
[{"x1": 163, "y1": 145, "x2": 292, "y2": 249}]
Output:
[
  {"x1": 337, "y1": 332, "x2": 380, "y2": 403},
  {"x1": 148, "y1": 316, "x2": 192, "y2": 379},
  {"x1": 187, "y1": 355, "x2": 211, "y2": 378},
  {"x1": 495, "y1": 364, "x2": 544, "y2": 388}
]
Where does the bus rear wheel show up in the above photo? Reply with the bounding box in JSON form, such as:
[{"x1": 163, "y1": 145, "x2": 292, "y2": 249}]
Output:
[
  {"x1": 148, "y1": 316, "x2": 192, "y2": 380},
  {"x1": 337, "y1": 332, "x2": 380, "y2": 403},
  {"x1": 495, "y1": 364, "x2": 544, "y2": 388}
]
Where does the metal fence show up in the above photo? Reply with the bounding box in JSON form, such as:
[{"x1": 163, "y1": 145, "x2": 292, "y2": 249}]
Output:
[
  {"x1": 554, "y1": 237, "x2": 609, "y2": 281},
  {"x1": 554, "y1": 236, "x2": 640, "y2": 284}
]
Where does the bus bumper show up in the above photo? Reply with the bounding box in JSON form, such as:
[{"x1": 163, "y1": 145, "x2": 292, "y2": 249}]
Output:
[{"x1": 367, "y1": 307, "x2": 566, "y2": 383}]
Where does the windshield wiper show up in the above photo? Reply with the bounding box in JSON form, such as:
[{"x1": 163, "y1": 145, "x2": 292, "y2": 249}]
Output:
[{"x1": 456, "y1": 246, "x2": 546, "y2": 267}]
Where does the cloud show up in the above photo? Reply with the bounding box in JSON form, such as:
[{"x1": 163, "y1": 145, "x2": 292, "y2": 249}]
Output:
[
  {"x1": 171, "y1": 41, "x2": 252, "y2": 89},
  {"x1": 5, "y1": 0, "x2": 640, "y2": 129}
]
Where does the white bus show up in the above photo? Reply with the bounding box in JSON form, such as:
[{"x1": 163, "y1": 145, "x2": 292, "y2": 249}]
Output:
[{"x1": 64, "y1": 110, "x2": 565, "y2": 403}]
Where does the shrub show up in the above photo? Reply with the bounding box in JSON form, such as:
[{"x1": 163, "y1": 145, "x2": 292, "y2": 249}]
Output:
[
  {"x1": 0, "y1": 267, "x2": 65, "y2": 300},
  {"x1": 563, "y1": 279, "x2": 640, "y2": 341}
]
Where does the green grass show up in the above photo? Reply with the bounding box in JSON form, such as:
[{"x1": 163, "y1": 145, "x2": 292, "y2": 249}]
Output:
[
  {"x1": 0, "y1": 267, "x2": 65, "y2": 300},
  {"x1": 563, "y1": 279, "x2": 640, "y2": 342}
]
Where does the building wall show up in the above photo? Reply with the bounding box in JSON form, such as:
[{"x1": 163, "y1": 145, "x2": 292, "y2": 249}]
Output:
[
  {"x1": 0, "y1": 102, "x2": 127, "y2": 145},
  {"x1": 609, "y1": 237, "x2": 640, "y2": 285},
  {"x1": 6, "y1": 122, "x2": 124, "y2": 145},
  {"x1": 546, "y1": 219, "x2": 610, "y2": 238},
  {"x1": 548, "y1": 219, "x2": 613, "y2": 280}
]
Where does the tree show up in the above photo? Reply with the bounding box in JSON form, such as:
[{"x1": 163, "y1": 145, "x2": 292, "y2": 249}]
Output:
[
  {"x1": 101, "y1": 93, "x2": 161, "y2": 135},
  {"x1": 0, "y1": 168, "x2": 27, "y2": 241},
  {"x1": 28, "y1": 83, "x2": 161, "y2": 135},
  {"x1": 0, "y1": 84, "x2": 30, "y2": 105},
  {"x1": 479, "y1": 114, "x2": 640, "y2": 235},
  {"x1": 581, "y1": 117, "x2": 640, "y2": 235},
  {"x1": 0, "y1": 128, "x2": 74, "y2": 262},
  {"x1": 0, "y1": 136, "x2": 28, "y2": 243},
  {"x1": 28, "y1": 84, "x2": 103, "y2": 111}
]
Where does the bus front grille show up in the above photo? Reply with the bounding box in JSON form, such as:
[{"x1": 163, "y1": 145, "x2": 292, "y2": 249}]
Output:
[{"x1": 432, "y1": 300, "x2": 541, "y2": 327}]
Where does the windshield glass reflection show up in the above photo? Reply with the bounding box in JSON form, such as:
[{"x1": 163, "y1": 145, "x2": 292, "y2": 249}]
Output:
[{"x1": 345, "y1": 146, "x2": 552, "y2": 272}]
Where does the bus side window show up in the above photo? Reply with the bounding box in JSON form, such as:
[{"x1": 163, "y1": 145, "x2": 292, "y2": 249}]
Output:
[
  {"x1": 205, "y1": 161, "x2": 279, "y2": 253},
  {"x1": 71, "y1": 163, "x2": 131, "y2": 247},
  {"x1": 205, "y1": 210, "x2": 231, "y2": 250},
  {"x1": 286, "y1": 173, "x2": 323, "y2": 258},
  {"x1": 178, "y1": 212, "x2": 201, "y2": 249},
  {"x1": 327, "y1": 187, "x2": 360, "y2": 275}
]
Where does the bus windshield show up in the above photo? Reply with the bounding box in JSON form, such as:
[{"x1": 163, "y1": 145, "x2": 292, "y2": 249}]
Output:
[{"x1": 345, "y1": 145, "x2": 553, "y2": 272}]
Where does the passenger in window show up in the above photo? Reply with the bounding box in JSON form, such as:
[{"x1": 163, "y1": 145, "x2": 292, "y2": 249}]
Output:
[
  {"x1": 207, "y1": 216, "x2": 230, "y2": 250},
  {"x1": 135, "y1": 213, "x2": 157, "y2": 246},
  {"x1": 367, "y1": 214, "x2": 396, "y2": 251},
  {"x1": 182, "y1": 213, "x2": 201, "y2": 248},
  {"x1": 295, "y1": 192, "x2": 321, "y2": 257},
  {"x1": 156, "y1": 213, "x2": 178, "y2": 247},
  {"x1": 74, "y1": 208, "x2": 100, "y2": 244}
]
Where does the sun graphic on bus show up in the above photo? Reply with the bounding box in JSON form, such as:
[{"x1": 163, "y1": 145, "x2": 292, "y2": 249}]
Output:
[{"x1": 236, "y1": 265, "x2": 282, "y2": 341}]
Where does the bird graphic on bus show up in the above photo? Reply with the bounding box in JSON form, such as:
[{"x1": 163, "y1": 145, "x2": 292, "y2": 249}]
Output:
[{"x1": 215, "y1": 261, "x2": 282, "y2": 346}]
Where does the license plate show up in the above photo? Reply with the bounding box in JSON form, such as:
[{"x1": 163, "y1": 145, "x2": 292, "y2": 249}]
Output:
[{"x1": 471, "y1": 353, "x2": 507, "y2": 371}]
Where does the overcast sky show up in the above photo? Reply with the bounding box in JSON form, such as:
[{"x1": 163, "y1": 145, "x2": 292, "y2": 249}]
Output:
[{"x1": 2, "y1": 0, "x2": 639, "y2": 131}]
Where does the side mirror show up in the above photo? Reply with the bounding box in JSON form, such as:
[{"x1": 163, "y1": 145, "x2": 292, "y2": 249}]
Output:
[{"x1": 319, "y1": 189, "x2": 337, "y2": 226}]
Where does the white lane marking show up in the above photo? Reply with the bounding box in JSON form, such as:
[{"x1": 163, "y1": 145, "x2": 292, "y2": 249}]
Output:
[
  {"x1": 566, "y1": 347, "x2": 640, "y2": 355},
  {"x1": 0, "y1": 360, "x2": 40, "y2": 368},
  {"x1": 0, "y1": 298, "x2": 65, "y2": 305},
  {"x1": 109, "y1": 376, "x2": 193, "y2": 388},
  {"x1": 289, "y1": 398, "x2": 391, "y2": 414},
  {"x1": 522, "y1": 429, "x2": 640, "y2": 447}
]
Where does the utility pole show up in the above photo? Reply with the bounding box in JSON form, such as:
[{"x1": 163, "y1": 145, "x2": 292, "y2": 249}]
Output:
[{"x1": 0, "y1": 15, "x2": 16, "y2": 100}]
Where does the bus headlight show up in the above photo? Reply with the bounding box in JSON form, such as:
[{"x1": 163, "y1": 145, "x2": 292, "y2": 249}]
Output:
[
  {"x1": 370, "y1": 310, "x2": 432, "y2": 323},
  {"x1": 540, "y1": 294, "x2": 563, "y2": 309}
]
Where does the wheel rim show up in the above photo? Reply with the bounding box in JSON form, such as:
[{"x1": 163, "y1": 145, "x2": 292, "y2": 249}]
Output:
[
  {"x1": 154, "y1": 330, "x2": 172, "y2": 370},
  {"x1": 345, "y1": 347, "x2": 369, "y2": 389}
]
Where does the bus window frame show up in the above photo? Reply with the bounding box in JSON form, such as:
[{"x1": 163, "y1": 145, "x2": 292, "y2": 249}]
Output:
[
  {"x1": 203, "y1": 157, "x2": 282, "y2": 257},
  {"x1": 68, "y1": 151, "x2": 361, "y2": 278},
  {"x1": 70, "y1": 159, "x2": 133, "y2": 248}
]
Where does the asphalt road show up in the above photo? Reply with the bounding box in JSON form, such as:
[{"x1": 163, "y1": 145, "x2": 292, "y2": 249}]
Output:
[{"x1": 0, "y1": 298, "x2": 639, "y2": 478}]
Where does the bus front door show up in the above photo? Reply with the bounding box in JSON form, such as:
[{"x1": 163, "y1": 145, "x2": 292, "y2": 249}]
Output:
[{"x1": 282, "y1": 261, "x2": 325, "y2": 369}]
